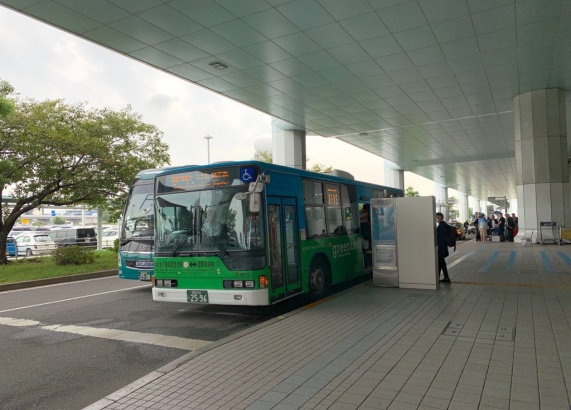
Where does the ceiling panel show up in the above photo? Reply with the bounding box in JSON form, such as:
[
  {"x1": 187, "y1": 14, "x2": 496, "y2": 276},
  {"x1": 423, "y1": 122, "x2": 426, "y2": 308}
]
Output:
[{"x1": 5, "y1": 0, "x2": 571, "y2": 201}]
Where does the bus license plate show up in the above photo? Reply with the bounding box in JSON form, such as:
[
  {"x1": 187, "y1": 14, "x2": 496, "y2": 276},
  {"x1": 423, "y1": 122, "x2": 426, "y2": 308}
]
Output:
[
  {"x1": 139, "y1": 272, "x2": 151, "y2": 281},
  {"x1": 135, "y1": 260, "x2": 153, "y2": 268},
  {"x1": 187, "y1": 290, "x2": 209, "y2": 303}
]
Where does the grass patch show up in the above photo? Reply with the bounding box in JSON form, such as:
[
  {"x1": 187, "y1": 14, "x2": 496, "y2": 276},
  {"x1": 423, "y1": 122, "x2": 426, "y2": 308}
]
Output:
[{"x1": 0, "y1": 251, "x2": 117, "y2": 284}]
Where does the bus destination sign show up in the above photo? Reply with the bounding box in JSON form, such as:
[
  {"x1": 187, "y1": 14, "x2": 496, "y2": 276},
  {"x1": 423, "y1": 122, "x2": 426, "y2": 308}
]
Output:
[{"x1": 169, "y1": 170, "x2": 230, "y2": 190}]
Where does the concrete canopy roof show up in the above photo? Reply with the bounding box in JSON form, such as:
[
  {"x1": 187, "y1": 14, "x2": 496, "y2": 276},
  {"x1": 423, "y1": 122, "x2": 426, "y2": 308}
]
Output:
[{"x1": 2, "y1": 0, "x2": 570, "y2": 200}]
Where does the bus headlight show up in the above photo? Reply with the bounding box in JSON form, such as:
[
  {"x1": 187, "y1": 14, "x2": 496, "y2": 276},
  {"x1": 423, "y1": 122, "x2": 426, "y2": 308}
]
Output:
[
  {"x1": 156, "y1": 279, "x2": 177, "y2": 287},
  {"x1": 259, "y1": 276, "x2": 268, "y2": 288},
  {"x1": 223, "y1": 280, "x2": 256, "y2": 289}
]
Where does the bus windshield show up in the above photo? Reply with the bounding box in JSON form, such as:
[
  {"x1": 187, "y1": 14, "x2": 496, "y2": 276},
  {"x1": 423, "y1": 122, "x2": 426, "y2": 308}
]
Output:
[
  {"x1": 121, "y1": 182, "x2": 154, "y2": 243},
  {"x1": 155, "y1": 186, "x2": 264, "y2": 257}
]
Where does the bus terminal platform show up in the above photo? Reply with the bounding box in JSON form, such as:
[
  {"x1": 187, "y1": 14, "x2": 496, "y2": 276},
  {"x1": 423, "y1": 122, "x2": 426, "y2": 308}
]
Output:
[{"x1": 87, "y1": 238, "x2": 571, "y2": 410}]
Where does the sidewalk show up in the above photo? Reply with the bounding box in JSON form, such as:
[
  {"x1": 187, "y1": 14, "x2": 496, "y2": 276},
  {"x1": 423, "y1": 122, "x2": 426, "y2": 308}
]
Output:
[{"x1": 87, "y1": 239, "x2": 571, "y2": 410}]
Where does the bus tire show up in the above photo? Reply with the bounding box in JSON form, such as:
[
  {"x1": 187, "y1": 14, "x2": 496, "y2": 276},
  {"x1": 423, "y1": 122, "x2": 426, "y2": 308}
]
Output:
[{"x1": 309, "y1": 257, "x2": 328, "y2": 298}]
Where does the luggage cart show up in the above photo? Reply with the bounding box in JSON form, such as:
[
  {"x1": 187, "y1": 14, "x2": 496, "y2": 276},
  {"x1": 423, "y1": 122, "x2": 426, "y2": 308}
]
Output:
[
  {"x1": 539, "y1": 222, "x2": 558, "y2": 244},
  {"x1": 490, "y1": 227, "x2": 501, "y2": 242}
]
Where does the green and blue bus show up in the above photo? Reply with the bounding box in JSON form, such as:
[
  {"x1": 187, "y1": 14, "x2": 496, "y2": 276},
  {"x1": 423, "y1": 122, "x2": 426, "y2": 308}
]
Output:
[
  {"x1": 152, "y1": 161, "x2": 402, "y2": 306},
  {"x1": 118, "y1": 168, "x2": 168, "y2": 281}
]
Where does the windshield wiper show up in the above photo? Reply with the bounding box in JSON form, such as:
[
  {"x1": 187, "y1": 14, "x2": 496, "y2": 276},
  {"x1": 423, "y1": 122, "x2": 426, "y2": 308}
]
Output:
[
  {"x1": 120, "y1": 233, "x2": 153, "y2": 246},
  {"x1": 201, "y1": 226, "x2": 230, "y2": 256},
  {"x1": 170, "y1": 229, "x2": 193, "y2": 257}
]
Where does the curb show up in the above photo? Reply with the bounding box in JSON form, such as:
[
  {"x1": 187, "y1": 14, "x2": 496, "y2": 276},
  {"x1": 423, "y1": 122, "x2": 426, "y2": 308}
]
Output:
[
  {"x1": 0, "y1": 270, "x2": 117, "y2": 292},
  {"x1": 83, "y1": 279, "x2": 371, "y2": 410}
]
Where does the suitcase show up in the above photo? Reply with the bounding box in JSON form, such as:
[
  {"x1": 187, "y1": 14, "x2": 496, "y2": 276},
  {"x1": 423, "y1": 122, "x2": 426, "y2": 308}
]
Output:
[{"x1": 491, "y1": 235, "x2": 501, "y2": 243}]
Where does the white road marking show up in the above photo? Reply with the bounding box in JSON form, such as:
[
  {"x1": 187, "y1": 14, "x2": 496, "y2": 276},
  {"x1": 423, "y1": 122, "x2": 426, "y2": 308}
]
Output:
[
  {"x1": 0, "y1": 316, "x2": 210, "y2": 350},
  {"x1": 0, "y1": 284, "x2": 151, "y2": 313},
  {"x1": 448, "y1": 251, "x2": 474, "y2": 269}
]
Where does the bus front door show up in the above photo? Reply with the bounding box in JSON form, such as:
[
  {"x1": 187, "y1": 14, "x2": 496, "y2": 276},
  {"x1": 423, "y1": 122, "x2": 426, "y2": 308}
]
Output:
[{"x1": 267, "y1": 197, "x2": 301, "y2": 302}]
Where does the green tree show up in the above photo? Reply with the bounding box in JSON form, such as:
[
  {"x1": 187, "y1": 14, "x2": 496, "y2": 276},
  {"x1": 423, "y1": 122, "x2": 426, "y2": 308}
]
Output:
[
  {"x1": 256, "y1": 151, "x2": 272, "y2": 163},
  {"x1": 405, "y1": 186, "x2": 419, "y2": 197},
  {"x1": 0, "y1": 80, "x2": 15, "y2": 118},
  {"x1": 255, "y1": 151, "x2": 333, "y2": 173},
  {"x1": 52, "y1": 216, "x2": 67, "y2": 225},
  {"x1": 308, "y1": 163, "x2": 333, "y2": 173},
  {"x1": 447, "y1": 196, "x2": 459, "y2": 221},
  {"x1": 0, "y1": 93, "x2": 170, "y2": 263}
]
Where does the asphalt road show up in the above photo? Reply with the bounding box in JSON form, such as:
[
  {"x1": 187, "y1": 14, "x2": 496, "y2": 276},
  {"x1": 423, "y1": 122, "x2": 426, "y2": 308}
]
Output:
[{"x1": 0, "y1": 277, "x2": 307, "y2": 410}]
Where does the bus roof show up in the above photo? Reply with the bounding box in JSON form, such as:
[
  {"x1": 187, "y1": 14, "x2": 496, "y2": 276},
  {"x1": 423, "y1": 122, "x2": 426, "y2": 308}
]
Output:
[
  {"x1": 156, "y1": 161, "x2": 402, "y2": 194},
  {"x1": 134, "y1": 165, "x2": 186, "y2": 180}
]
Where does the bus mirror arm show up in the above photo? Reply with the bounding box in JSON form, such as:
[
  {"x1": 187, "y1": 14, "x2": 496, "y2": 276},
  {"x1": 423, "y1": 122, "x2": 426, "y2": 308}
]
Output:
[
  {"x1": 249, "y1": 193, "x2": 261, "y2": 213},
  {"x1": 248, "y1": 174, "x2": 268, "y2": 194}
]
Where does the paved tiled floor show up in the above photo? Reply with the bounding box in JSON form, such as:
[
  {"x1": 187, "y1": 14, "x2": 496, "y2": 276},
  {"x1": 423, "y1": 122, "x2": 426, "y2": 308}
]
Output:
[{"x1": 87, "y1": 240, "x2": 571, "y2": 410}]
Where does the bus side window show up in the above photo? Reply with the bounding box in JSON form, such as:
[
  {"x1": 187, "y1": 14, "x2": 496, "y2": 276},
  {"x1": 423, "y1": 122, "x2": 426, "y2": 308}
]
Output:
[{"x1": 305, "y1": 206, "x2": 325, "y2": 237}]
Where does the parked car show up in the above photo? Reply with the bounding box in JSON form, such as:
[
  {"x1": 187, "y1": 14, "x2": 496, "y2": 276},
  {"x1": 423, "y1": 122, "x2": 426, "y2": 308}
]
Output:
[
  {"x1": 50, "y1": 227, "x2": 97, "y2": 248},
  {"x1": 101, "y1": 229, "x2": 118, "y2": 249},
  {"x1": 6, "y1": 236, "x2": 17, "y2": 256},
  {"x1": 15, "y1": 233, "x2": 57, "y2": 256},
  {"x1": 454, "y1": 223, "x2": 466, "y2": 240}
]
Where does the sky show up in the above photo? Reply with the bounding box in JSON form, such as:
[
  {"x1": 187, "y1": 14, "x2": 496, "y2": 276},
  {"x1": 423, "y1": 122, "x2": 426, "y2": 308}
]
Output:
[{"x1": 0, "y1": 6, "x2": 437, "y2": 194}]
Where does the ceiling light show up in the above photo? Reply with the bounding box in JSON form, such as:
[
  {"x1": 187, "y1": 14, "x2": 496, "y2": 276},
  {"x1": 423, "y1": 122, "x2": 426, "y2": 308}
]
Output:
[
  {"x1": 359, "y1": 132, "x2": 368, "y2": 136},
  {"x1": 209, "y1": 61, "x2": 228, "y2": 70}
]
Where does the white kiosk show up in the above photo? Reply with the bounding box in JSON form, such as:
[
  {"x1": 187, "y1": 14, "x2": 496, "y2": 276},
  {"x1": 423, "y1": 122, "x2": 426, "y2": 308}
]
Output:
[{"x1": 372, "y1": 196, "x2": 439, "y2": 290}]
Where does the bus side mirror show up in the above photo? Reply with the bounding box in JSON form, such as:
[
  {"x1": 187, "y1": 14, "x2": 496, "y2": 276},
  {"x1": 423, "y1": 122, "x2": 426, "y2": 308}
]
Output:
[{"x1": 249, "y1": 193, "x2": 261, "y2": 213}]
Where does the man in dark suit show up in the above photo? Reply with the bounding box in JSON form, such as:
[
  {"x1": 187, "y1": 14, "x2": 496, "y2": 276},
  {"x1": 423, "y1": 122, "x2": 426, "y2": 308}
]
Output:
[{"x1": 436, "y1": 212, "x2": 451, "y2": 283}]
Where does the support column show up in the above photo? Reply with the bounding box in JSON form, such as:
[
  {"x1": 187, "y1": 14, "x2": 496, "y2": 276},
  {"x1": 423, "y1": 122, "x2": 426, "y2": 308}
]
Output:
[
  {"x1": 457, "y1": 193, "x2": 468, "y2": 223},
  {"x1": 480, "y1": 200, "x2": 487, "y2": 216},
  {"x1": 271, "y1": 119, "x2": 306, "y2": 169},
  {"x1": 514, "y1": 89, "x2": 570, "y2": 242},
  {"x1": 434, "y1": 183, "x2": 449, "y2": 221},
  {"x1": 384, "y1": 161, "x2": 404, "y2": 190}
]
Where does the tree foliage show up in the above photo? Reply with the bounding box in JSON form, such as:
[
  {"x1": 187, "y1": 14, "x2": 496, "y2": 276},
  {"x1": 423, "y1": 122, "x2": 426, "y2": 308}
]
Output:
[
  {"x1": 405, "y1": 186, "x2": 419, "y2": 197},
  {"x1": 0, "y1": 80, "x2": 14, "y2": 118},
  {"x1": 256, "y1": 151, "x2": 273, "y2": 163},
  {"x1": 308, "y1": 163, "x2": 334, "y2": 173},
  {"x1": 255, "y1": 151, "x2": 333, "y2": 173},
  {"x1": 52, "y1": 216, "x2": 67, "y2": 225},
  {"x1": 0, "y1": 85, "x2": 170, "y2": 263},
  {"x1": 447, "y1": 196, "x2": 459, "y2": 220}
]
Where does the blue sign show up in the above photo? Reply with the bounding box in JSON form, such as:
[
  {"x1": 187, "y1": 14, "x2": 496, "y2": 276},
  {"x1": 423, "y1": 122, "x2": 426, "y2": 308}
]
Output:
[
  {"x1": 240, "y1": 167, "x2": 256, "y2": 183},
  {"x1": 51, "y1": 210, "x2": 56, "y2": 217}
]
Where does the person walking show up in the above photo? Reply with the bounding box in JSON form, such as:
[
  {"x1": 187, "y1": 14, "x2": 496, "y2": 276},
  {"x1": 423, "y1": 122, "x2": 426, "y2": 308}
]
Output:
[
  {"x1": 436, "y1": 212, "x2": 451, "y2": 283},
  {"x1": 478, "y1": 213, "x2": 488, "y2": 243}
]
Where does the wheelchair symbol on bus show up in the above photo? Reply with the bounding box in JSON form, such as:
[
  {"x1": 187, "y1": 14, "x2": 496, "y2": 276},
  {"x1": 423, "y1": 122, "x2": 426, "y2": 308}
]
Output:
[{"x1": 240, "y1": 168, "x2": 254, "y2": 182}]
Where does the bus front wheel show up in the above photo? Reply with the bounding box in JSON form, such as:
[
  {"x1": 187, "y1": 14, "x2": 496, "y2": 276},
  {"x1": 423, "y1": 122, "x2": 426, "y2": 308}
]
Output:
[{"x1": 309, "y1": 259, "x2": 328, "y2": 297}]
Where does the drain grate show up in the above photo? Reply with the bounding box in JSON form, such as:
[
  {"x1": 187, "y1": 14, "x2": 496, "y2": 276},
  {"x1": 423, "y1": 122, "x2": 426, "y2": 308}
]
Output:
[
  {"x1": 441, "y1": 322, "x2": 515, "y2": 341},
  {"x1": 442, "y1": 321, "x2": 464, "y2": 336},
  {"x1": 496, "y1": 326, "x2": 515, "y2": 342}
]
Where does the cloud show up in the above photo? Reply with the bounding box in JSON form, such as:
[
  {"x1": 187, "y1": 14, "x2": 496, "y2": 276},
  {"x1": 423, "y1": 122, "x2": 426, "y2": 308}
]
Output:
[{"x1": 148, "y1": 93, "x2": 177, "y2": 111}]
